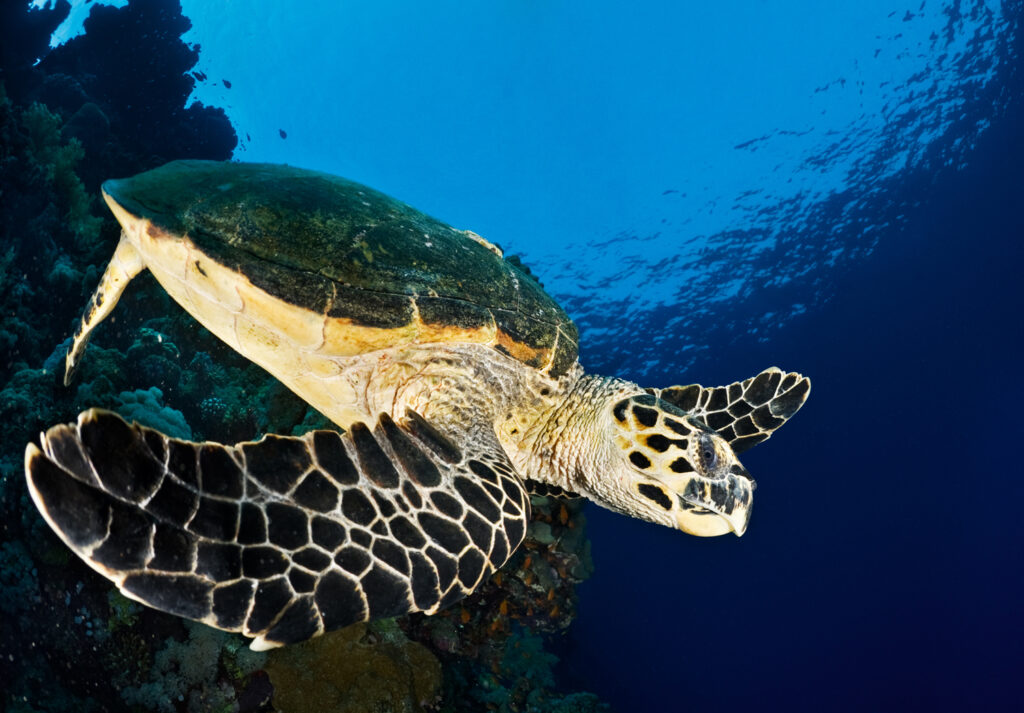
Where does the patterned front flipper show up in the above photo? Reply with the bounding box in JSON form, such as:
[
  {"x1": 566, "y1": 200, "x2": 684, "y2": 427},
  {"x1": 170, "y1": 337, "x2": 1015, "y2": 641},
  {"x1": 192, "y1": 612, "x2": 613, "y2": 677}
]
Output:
[
  {"x1": 648, "y1": 367, "x2": 811, "y2": 453},
  {"x1": 24, "y1": 409, "x2": 530, "y2": 650}
]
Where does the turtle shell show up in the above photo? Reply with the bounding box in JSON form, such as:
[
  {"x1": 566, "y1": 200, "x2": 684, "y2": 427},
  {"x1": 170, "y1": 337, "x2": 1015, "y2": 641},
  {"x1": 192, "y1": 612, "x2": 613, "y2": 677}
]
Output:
[{"x1": 103, "y1": 160, "x2": 579, "y2": 378}]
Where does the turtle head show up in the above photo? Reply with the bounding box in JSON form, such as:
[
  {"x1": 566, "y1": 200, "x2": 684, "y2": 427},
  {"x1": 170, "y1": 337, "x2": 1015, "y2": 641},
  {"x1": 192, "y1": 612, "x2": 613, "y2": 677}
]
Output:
[{"x1": 607, "y1": 394, "x2": 754, "y2": 537}]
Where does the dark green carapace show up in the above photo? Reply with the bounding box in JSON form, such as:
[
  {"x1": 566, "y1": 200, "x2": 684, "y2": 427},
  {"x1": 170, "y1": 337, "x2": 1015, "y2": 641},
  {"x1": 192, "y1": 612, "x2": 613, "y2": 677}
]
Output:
[{"x1": 103, "y1": 160, "x2": 578, "y2": 376}]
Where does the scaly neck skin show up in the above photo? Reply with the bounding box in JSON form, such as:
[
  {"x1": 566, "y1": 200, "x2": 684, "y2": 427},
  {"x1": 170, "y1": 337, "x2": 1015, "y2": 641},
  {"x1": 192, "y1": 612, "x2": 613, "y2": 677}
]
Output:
[
  {"x1": 362, "y1": 347, "x2": 641, "y2": 499},
  {"x1": 510, "y1": 372, "x2": 643, "y2": 494}
]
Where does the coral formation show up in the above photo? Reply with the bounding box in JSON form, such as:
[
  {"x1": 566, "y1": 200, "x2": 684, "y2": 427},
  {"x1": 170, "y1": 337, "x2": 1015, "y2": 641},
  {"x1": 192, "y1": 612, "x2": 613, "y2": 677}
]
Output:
[
  {"x1": 114, "y1": 387, "x2": 193, "y2": 441},
  {"x1": 19, "y1": 100, "x2": 103, "y2": 244},
  {"x1": 120, "y1": 621, "x2": 266, "y2": 713},
  {"x1": 265, "y1": 622, "x2": 441, "y2": 713}
]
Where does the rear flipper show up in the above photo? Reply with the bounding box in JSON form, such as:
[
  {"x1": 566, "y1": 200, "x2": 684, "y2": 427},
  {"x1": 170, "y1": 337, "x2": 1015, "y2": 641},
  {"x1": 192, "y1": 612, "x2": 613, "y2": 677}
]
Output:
[
  {"x1": 64, "y1": 234, "x2": 145, "y2": 386},
  {"x1": 25, "y1": 409, "x2": 530, "y2": 650}
]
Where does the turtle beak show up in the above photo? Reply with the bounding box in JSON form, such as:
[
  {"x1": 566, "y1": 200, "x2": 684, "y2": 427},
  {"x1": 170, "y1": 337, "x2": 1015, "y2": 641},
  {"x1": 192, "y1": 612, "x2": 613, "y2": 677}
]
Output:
[{"x1": 674, "y1": 472, "x2": 754, "y2": 537}]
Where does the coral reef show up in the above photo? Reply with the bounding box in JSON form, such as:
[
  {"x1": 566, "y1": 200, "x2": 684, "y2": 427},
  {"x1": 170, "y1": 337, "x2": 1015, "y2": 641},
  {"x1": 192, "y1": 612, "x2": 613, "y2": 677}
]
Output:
[
  {"x1": 0, "y1": 3, "x2": 249, "y2": 711},
  {"x1": 0, "y1": 2, "x2": 608, "y2": 711}
]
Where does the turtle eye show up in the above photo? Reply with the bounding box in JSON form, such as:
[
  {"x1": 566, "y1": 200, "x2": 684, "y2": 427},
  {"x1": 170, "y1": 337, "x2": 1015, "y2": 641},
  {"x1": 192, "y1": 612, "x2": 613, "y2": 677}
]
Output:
[{"x1": 699, "y1": 434, "x2": 718, "y2": 470}]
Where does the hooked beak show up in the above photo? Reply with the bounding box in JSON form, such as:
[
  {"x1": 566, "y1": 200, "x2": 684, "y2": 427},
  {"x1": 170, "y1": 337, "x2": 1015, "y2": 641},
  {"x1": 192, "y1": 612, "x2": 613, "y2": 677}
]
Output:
[{"x1": 675, "y1": 473, "x2": 754, "y2": 537}]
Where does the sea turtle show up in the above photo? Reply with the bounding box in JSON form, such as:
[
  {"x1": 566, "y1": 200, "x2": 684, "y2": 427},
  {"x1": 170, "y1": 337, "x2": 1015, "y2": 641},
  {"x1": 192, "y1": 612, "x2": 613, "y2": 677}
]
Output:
[{"x1": 24, "y1": 160, "x2": 810, "y2": 650}]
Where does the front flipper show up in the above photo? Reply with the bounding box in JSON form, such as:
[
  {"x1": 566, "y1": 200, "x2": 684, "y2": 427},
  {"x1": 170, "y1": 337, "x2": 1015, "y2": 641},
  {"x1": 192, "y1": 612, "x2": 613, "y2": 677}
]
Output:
[
  {"x1": 24, "y1": 409, "x2": 530, "y2": 650},
  {"x1": 648, "y1": 367, "x2": 811, "y2": 453}
]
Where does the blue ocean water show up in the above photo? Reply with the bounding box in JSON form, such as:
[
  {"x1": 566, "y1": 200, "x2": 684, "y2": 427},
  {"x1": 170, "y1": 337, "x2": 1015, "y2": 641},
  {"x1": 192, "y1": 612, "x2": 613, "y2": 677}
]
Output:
[{"x1": 3, "y1": 1, "x2": 1022, "y2": 711}]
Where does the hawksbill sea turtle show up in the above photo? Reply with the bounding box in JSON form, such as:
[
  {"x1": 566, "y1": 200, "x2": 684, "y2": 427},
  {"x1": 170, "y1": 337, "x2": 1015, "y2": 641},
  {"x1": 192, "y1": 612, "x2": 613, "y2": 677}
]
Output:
[{"x1": 24, "y1": 161, "x2": 810, "y2": 650}]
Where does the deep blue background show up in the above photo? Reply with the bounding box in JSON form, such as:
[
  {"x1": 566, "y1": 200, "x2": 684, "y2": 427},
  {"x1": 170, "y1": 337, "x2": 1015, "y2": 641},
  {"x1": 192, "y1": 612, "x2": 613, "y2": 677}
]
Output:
[{"x1": 564, "y1": 62, "x2": 1024, "y2": 713}]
